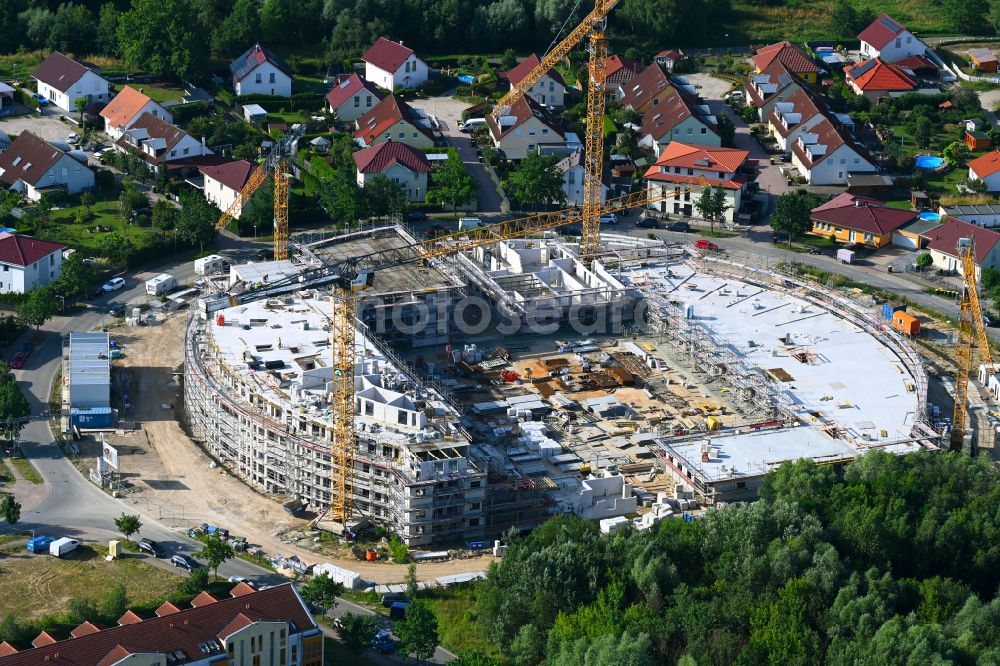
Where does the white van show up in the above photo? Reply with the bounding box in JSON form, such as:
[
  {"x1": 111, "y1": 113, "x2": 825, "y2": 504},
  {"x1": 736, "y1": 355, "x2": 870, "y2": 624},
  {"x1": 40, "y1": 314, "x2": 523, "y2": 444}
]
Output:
[
  {"x1": 459, "y1": 118, "x2": 487, "y2": 132},
  {"x1": 49, "y1": 537, "x2": 80, "y2": 557},
  {"x1": 146, "y1": 273, "x2": 177, "y2": 296}
]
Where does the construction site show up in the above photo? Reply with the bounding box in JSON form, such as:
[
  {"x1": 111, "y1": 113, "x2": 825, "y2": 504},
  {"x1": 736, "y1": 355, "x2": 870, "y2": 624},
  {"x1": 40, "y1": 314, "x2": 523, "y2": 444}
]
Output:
[{"x1": 180, "y1": 223, "x2": 943, "y2": 546}]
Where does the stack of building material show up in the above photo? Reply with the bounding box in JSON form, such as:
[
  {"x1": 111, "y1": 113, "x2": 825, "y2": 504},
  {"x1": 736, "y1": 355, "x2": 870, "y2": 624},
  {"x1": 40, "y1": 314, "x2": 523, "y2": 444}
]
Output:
[{"x1": 518, "y1": 421, "x2": 562, "y2": 457}]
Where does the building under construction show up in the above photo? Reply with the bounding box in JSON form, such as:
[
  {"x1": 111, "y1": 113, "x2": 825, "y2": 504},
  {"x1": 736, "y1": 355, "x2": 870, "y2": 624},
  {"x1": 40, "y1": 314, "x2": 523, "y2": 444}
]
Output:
[{"x1": 184, "y1": 224, "x2": 942, "y2": 545}]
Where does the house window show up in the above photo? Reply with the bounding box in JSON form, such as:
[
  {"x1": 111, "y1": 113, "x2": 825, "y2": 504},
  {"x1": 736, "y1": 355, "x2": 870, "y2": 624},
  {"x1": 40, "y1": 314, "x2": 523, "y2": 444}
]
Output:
[
  {"x1": 469, "y1": 518, "x2": 480, "y2": 526},
  {"x1": 183, "y1": 147, "x2": 189, "y2": 155},
  {"x1": 366, "y1": 95, "x2": 372, "y2": 107},
  {"x1": 826, "y1": 158, "x2": 833, "y2": 165},
  {"x1": 549, "y1": 81, "x2": 554, "y2": 92},
  {"x1": 399, "y1": 132, "x2": 405, "y2": 139},
  {"x1": 529, "y1": 129, "x2": 536, "y2": 136},
  {"x1": 673, "y1": 128, "x2": 679, "y2": 136},
  {"x1": 840, "y1": 158, "x2": 846, "y2": 164},
  {"x1": 354, "y1": 96, "x2": 360, "y2": 107},
  {"x1": 542, "y1": 129, "x2": 549, "y2": 135},
  {"x1": 269, "y1": 72, "x2": 276, "y2": 83},
  {"x1": 255, "y1": 73, "x2": 262, "y2": 84},
  {"x1": 170, "y1": 150, "x2": 176, "y2": 157},
  {"x1": 412, "y1": 132, "x2": 417, "y2": 139},
  {"x1": 687, "y1": 168, "x2": 693, "y2": 175},
  {"x1": 718, "y1": 172, "x2": 725, "y2": 178},
  {"x1": 701, "y1": 127, "x2": 707, "y2": 134},
  {"x1": 854, "y1": 158, "x2": 860, "y2": 164},
  {"x1": 686, "y1": 127, "x2": 692, "y2": 134},
  {"x1": 895, "y1": 38, "x2": 901, "y2": 48},
  {"x1": 568, "y1": 172, "x2": 575, "y2": 185}
]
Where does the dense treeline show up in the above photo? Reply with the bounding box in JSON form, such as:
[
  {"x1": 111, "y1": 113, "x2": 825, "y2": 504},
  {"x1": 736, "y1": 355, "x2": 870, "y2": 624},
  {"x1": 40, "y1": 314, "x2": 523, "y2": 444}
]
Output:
[
  {"x1": 0, "y1": 0, "x2": 731, "y2": 79},
  {"x1": 472, "y1": 451, "x2": 1000, "y2": 665}
]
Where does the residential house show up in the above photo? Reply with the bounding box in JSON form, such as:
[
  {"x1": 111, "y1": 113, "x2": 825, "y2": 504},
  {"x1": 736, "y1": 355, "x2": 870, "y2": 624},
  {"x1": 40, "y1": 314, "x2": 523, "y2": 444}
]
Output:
[
  {"x1": 970, "y1": 48, "x2": 998, "y2": 72},
  {"x1": 744, "y1": 61, "x2": 807, "y2": 121},
  {"x1": 599, "y1": 55, "x2": 642, "y2": 90},
  {"x1": 326, "y1": 73, "x2": 384, "y2": 122},
  {"x1": 31, "y1": 52, "x2": 109, "y2": 113},
  {"x1": 0, "y1": 232, "x2": 64, "y2": 293},
  {"x1": 939, "y1": 203, "x2": 1000, "y2": 228},
  {"x1": 767, "y1": 87, "x2": 832, "y2": 151},
  {"x1": 99, "y1": 86, "x2": 173, "y2": 140},
  {"x1": 894, "y1": 55, "x2": 940, "y2": 79},
  {"x1": 751, "y1": 41, "x2": 820, "y2": 84},
  {"x1": 486, "y1": 95, "x2": 565, "y2": 160},
  {"x1": 924, "y1": 217, "x2": 1000, "y2": 278},
  {"x1": 353, "y1": 141, "x2": 431, "y2": 203},
  {"x1": 642, "y1": 142, "x2": 750, "y2": 224},
  {"x1": 555, "y1": 149, "x2": 608, "y2": 206},
  {"x1": 858, "y1": 14, "x2": 928, "y2": 62},
  {"x1": 230, "y1": 44, "x2": 292, "y2": 97},
  {"x1": 199, "y1": 160, "x2": 259, "y2": 219},
  {"x1": 637, "y1": 88, "x2": 719, "y2": 156},
  {"x1": 654, "y1": 49, "x2": 687, "y2": 70},
  {"x1": 363, "y1": 37, "x2": 429, "y2": 92},
  {"x1": 0, "y1": 131, "x2": 94, "y2": 201},
  {"x1": 843, "y1": 58, "x2": 916, "y2": 101},
  {"x1": 505, "y1": 54, "x2": 566, "y2": 108},
  {"x1": 353, "y1": 95, "x2": 435, "y2": 150},
  {"x1": 114, "y1": 113, "x2": 214, "y2": 174},
  {"x1": 967, "y1": 150, "x2": 1000, "y2": 191},
  {"x1": 617, "y1": 64, "x2": 675, "y2": 114},
  {"x1": 790, "y1": 118, "x2": 877, "y2": 185},
  {"x1": 809, "y1": 192, "x2": 917, "y2": 248},
  {"x1": 0, "y1": 582, "x2": 323, "y2": 666}
]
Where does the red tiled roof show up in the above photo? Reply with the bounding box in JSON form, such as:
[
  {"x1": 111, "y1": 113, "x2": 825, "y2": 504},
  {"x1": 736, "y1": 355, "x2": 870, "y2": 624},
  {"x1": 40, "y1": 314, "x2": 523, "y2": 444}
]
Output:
[
  {"x1": 895, "y1": 55, "x2": 939, "y2": 73},
  {"x1": 32, "y1": 52, "x2": 96, "y2": 93},
  {"x1": 753, "y1": 41, "x2": 820, "y2": 74},
  {"x1": 844, "y1": 58, "x2": 915, "y2": 91},
  {"x1": 647, "y1": 140, "x2": 750, "y2": 173},
  {"x1": 505, "y1": 54, "x2": 566, "y2": 88},
  {"x1": 71, "y1": 622, "x2": 103, "y2": 639},
  {"x1": 768, "y1": 87, "x2": 826, "y2": 137},
  {"x1": 858, "y1": 14, "x2": 908, "y2": 50},
  {"x1": 618, "y1": 63, "x2": 673, "y2": 111},
  {"x1": 810, "y1": 192, "x2": 917, "y2": 235},
  {"x1": 117, "y1": 611, "x2": 143, "y2": 626},
  {"x1": 0, "y1": 232, "x2": 64, "y2": 267},
  {"x1": 0, "y1": 131, "x2": 74, "y2": 188},
  {"x1": 744, "y1": 61, "x2": 803, "y2": 108},
  {"x1": 925, "y1": 217, "x2": 1000, "y2": 263},
  {"x1": 155, "y1": 601, "x2": 180, "y2": 617},
  {"x1": 191, "y1": 591, "x2": 219, "y2": 608},
  {"x1": 0, "y1": 642, "x2": 17, "y2": 656},
  {"x1": 353, "y1": 95, "x2": 434, "y2": 145},
  {"x1": 100, "y1": 86, "x2": 159, "y2": 129},
  {"x1": 596, "y1": 55, "x2": 642, "y2": 83},
  {"x1": 363, "y1": 37, "x2": 415, "y2": 74},
  {"x1": 644, "y1": 170, "x2": 746, "y2": 190},
  {"x1": 968, "y1": 150, "x2": 1000, "y2": 178},
  {"x1": 0, "y1": 583, "x2": 316, "y2": 666},
  {"x1": 326, "y1": 74, "x2": 383, "y2": 111},
  {"x1": 655, "y1": 49, "x2": 686, "y2": 62},
  {"x1": 199, "y1": 160, "x2": 259, "y2": 193},
  {"x1": 32, "y1": 632, "x2": 57, "y2": 648},
  {"x1": 218, "y1": 612, "x2": 260, "y2": 639},
  {"x1": 486, "y1": 95, "x2": 565, "y2": 140},
  {"x1": 353, "y1": 141, "x2": 431, "y2": 174},
  {"x1": 230, "y1": 582, "x2": 257, "y2": 598},
  {"x1": 639, "y1": 89, "x2": 714, "y2": 142}
]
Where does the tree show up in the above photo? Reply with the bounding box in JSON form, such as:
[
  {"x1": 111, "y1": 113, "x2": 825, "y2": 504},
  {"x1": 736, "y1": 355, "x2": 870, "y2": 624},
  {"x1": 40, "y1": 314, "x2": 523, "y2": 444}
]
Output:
[
  {"x1": 397, "y1": 599, "x2": 439, "y2": 663},
  {"x1": 53, "y1": 253, "x2": 97, "y2": 301},
  {"x1": 405, "y1": 562, "x2": 419, "y2": 600},
  {"x1": 300, "y1": 573, "x2": 345, "y2": 612},
  {"x1": 196, "y1": 533, "x2": 234, "y2": 579},
  {"x1": 16, "y1": 287, "x2": 58, "y2": 330},
  {"x1": 388, "y1": 534, "x2": 410, "y2": 563},
  {"x1": 320, "y1": 171, "x2": 370, "y2": 228},
  {"x1": 0, "y1": 380, "x2": 31, "y2": 442},
  {"x1": 428, "y1": 153, "x2": 477, "y2": 213},
  {"x1": 717, "y1": 113, "x2": 736, "y2": 148},
  {"x1": 114, "y1": 513, "x2": 142, "y2": 541},
  {"x1": 49, "y1": 3, "x2": 97, "y2": 55},
  {"x1": 693, "y1": 187, "x2": 731, "y2": 232},
  {"x1": 473, "y1": 0, "x2": 528, "y2": 51},
  {"x1": 909, "y1": 116, "x2": 934, "y2": 149},
  {"x1": 97, "y1": 3, "x2": 121, "y2": 56},
  {"x1": 211, "y1": 0, "x2": 259, "y2": 56},
  {"x1": 508, "y1": 153, "x2": 564, "y2": 209},
  {"x1": 946, "y1": 0, "x2": 989, "y2": 33},
  {"x1": 118, "y1": 182, "x2": 148, "y2": 224},
  {"x1": 177, "y1": 193, "x2": 218, "y2": 252},
  {"x1": 964, "y1": 177, "x2": 988, "y2": 193},
  {"x1": 829, "y1": 0, "x2": 861, "y2": 37},
  {"x1": 179, "y1": 566, "x2": 210, "y2": 594},
  {"x1": 915, "y1": 252, "x2": 933, "y2": 270},
  {"x1": 74, "y1": 97, "x2": 87, "y2": 124},
  {"x1": 100, "y1": 583, "x2": 127, "y2": 623},
  {"x1": 337, "y1": 613, "x2": 378, "y2": 664},
  {"x1": 770, "y1": 190, "x2": 817, "y2": 245},
  {"x1": 151, "y1": 200, "x2": 179, "y2": 232},
  {"x1": 364, "y1": 174, "x2": 408, "y2": 217},
  {"x1": 0, "y1": 495, "x2": 20, "y2": 531},
  {"x1": 943, "y1": 141, "x2": 969, "y2": 167},
  {"x1": 117, "y1": 0, "x2": 206, "y2": 80}
]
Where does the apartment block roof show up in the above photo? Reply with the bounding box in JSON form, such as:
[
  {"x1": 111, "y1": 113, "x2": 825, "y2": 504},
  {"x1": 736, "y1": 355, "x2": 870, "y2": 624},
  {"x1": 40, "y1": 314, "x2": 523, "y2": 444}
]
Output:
[
  {"x1": 968, "y1": 150, "x2": 1000, "y2": 178},
  {"x1": 752, "y1": 41, "x2": 820, "y2": 74},
  {"x1": 858, "y1": 14, "x2": 909, "y2": 50},
  {"x1": 32, "y1": 52, "x2": 98, "y2": 93},
  {"x1": 924, "y1": 217, "x2": 1000, "y2": 263},
  {"x1": 353, "y1": 95, "x2": 435, "y2": 145},
  {"x1": 326, "y1": 73, "x2": 384, "y2": 111},
  {"x1": 363, "y1": 37, "x2": 415, "y2": 73},
  {"x1": 0, "y1": 583, "x2": 316, "y2": 666},
  {"x1": 0, "y1": 131, "x2": 72, "y2": 188},
  {"x1": 505, "y1": 53, "x2": 566, "y2": 88},
  {"x1": 229, "y1": 43, "x2": 291, "y2": 83},
  {"x1": 353, "y1": 141, "x2": 431, "y2": 174},
  {"x1": 810, "y1": 192, "x2": 917, "y2": 235},
  {"x1": 844, "y1": 58, "x2": 916, "y2": 91}
]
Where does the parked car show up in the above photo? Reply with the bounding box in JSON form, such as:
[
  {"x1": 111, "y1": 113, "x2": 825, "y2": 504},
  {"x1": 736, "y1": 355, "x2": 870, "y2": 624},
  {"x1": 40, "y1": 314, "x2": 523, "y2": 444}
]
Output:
[
  {"x1": 30, "y1": 93, "x2": 49, "y2": 106},
  {"x1": 49, "y1": 537, "x2": 80, "y2": 557},
  {"x1": 228, "y1": 575, "x2": 256, "y2": 588},
  {"x1": 694, "y1": 239, "x2": 718, "y2": 251},
  {"x1": 667, "y1": 221, "x2": 691, "y2": 232},
  {"x1": 807, "y1": 248, "x2": 823, "y2": 255},
  {"x1": 138, "y1": 538, "x2": 165, "y2": 558},
  {"x1": 67, "y1": 132, "x2": 79, "y2": 144},
  {"x1": 9, "y1": 352, "x2": 26, "y2": 369},
  {"x1": 389, "y1": 601, "x2": 410, "y2": 620},
  {"x1": 381, "y1": 592, "x2": 408, "y2": 608},
  {"x1": 170, "y1": 554, "x2": 200, "y2": 570},
  {"x1": 637, "y1": 216, "x2": 660, "y2": 229},
  {"x1": 108, "y1": 303, "x2": 126, "y2": 317},
  {"x1": 102, "y1": 277, "x2": 126, "y2": 292},
  {"x1": 372, "y1": 630, "x2": 397, "y2": 653},
  {"x1": 599, "y1": 213, "x2": 618, "y2": 225},
  {"x1": 17, "y1": 342, "x2": 33, "y2": 358}
]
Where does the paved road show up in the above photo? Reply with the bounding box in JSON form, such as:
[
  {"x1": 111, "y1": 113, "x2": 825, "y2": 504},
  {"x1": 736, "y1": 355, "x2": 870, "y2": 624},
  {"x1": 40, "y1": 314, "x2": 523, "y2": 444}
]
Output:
[{"x1": 322, "y1": 597, "x2": 456, "y2": 664}]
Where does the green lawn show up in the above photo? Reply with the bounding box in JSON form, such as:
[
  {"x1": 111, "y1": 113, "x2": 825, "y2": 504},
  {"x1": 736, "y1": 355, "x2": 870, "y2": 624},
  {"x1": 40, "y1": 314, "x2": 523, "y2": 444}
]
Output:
[
  {"x1": 43, "y1": 199, "x2": 161, "y2": 255},
  {"x1": 9, "y1": 456, "x2": 42, "y2": 484},
  {"x1": 140, "y1": 84, "x2": 187, "y2": 104},
  {"x1": 420, "y1": 585, "x2": 503, "y2": 661}
]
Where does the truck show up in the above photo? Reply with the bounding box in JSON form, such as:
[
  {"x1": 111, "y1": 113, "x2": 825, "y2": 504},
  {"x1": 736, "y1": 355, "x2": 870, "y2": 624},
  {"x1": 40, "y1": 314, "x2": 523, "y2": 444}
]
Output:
[
  {"x1": 836, "y1": 248, "x2": 854, "y2": 264},
  {"x1": 49, "y1": 537, "x2": 80, "y2": 557},
  {"x1": 146, "y1": 273, "x2": 177, "y2": 296}
]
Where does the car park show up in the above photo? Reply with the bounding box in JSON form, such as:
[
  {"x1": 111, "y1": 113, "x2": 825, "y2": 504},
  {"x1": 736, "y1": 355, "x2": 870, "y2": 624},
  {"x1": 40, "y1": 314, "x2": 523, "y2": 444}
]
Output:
[
  {"x1": 694, "y1": 239, "x2": 718, "y2": 250},
  {"x1": 170, "y1": 554, "x2": 200, "y2": 570},
  {"x1": 138, "y1": 538, "x2": 165, "y2": 558},
  {"x1": 102, "y1": 277, "x2": 126, "y2": 292}
]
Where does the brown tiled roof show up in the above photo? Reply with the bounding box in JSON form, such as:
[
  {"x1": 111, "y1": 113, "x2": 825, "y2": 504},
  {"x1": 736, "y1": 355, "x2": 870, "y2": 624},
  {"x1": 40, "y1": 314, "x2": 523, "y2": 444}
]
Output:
[
  {"x1": 618, "y1": 63, "x2": 672, "y2": 111},
  {"x1": 353, "y1": 95, "x2": 434, "y2": 145},
  {"x1": 363, "y1": 37, "x2": 415, "y2": 73},
  {"x1": 753, "y1": 41, "x2": 820, "y2": 74},
  {"x1": 0, "y1": 232, "x2": 64, "y2": 267},
  {"x1": 70, "y1": 622, "x2": 102, "y2": 638},
  {"x1": 791, "y1": 117, "x2": 874, "y2": 169},
  {"x1": 353, "y1": 141, "x2": 431, "y2": 174},
  {"x1": 115, "y1": 113, "x2": 194, "y2": 165},
  {"x1": 199, "y1": 160, "x2": 259, "y2": 193},
  {"x1": 230, "y1": 582, "x2": 257, "y2": 597},
  {"x1": 155, "y1": 601, "x2": 180, "y2": 616},
  {"x1": 100, "y1": 86, "x2": 157, "y2": 129},
  {"x1": 32, "y1": 52, "x2": 95, "y2": 93},
  {"x1": 0, "y1": 131, "x2": 72, "y2": 187},
  {"x1": 326, "y1": 74, "x2": 383, "y2": 111},
  {"x1": 486, "y1": 95, "x2": 565, "y2": 140},
  {"x1": 745, "y1": 61, "x2": 803, "y2": 108},
  {"x1": 810, "y1": 192, "x2": 917, "y2": 235},
  {"x1": 0, "y1": 642, "x2": 17, "y2": 656},
  {"x1": 191, "y1": 591, "x2": 219, "y2": 608},
  {"x1": 0, "y1": 583, "x2": 316, "y2": 666},
  {"x1": 117, "y1": 611, "x2": 143, "y2": 626},
  {"x1": 31, "y1": 632, "x2": 57, "y2": 648},
  {"x1": 925, "y1": 217, "x2": 1000, "y2": 263},
  {"x1": 639, "y1": 87, "x2": 713, "y2": 142},
  {"x1": 768, "y1": 87, "x2": 826, "y2": 138},
  {"x1": 505, "y1": 54, "x2": 566, "y2": 88}
]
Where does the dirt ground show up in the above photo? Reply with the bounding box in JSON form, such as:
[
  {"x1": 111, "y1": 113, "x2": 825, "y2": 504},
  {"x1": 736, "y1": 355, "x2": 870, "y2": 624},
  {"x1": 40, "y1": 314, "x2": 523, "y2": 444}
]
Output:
[{"x1": 78, "y1": 314, "x2": 493, "y2": 583}]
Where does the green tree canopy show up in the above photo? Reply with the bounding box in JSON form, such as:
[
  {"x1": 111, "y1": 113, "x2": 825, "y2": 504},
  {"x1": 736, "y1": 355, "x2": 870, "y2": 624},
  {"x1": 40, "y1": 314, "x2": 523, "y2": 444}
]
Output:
[
  {"x1": 508, "y1": 153, "x2": 564, "y2": 209},
  {"x1": 428, "y1": 153, "x2": 477, "y2": 213},
  {"x1": 118, "y1": 0, "x2": 206, "y2": 80},
  {"x1": 770, "y1": 190, "x2": 818, "y2": 244},
  {"x1": 397, "y1": 599, "x2": 439, "y2": 661},
  {"x1": 196, "y1": 534, "x2": 234, "y2": 579},
  {"x1": 0, "y1": 495, "x2": 20, "y2": 529},
  {"x1": 336, "y1": 613, "x2": 378, "y2": 664},
  {"x1": 17, "y1": 287, "x2": 58, "y2": 330},
  {"x1": 300, "y1": 573, "x2": 344, "y2": 612},
  {"x1": 114, "y1": 513, "x2": 142, "y2": 541}
]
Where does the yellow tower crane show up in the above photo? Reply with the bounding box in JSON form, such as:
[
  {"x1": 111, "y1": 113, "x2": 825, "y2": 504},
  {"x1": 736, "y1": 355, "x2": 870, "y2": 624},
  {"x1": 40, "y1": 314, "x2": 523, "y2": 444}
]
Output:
[{"x1": 951, "y1": 237, "x2": 995, "y2": 451}]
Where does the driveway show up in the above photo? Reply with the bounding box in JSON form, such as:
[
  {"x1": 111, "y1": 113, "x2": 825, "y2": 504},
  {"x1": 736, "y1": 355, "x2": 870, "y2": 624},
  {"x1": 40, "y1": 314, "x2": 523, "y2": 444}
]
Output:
[
  {"x1": 409, "y1": 95, "x2": 503, "y2": 214},
  {"x1": 0, "y1": 107, "x2": 77, "y2": 142}
]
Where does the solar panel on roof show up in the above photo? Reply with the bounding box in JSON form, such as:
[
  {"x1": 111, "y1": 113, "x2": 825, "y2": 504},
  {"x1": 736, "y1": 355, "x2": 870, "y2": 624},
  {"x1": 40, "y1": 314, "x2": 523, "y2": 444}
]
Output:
[
  {"x1": 879, "y1": 16, "x2": 902, "y2": 32},
  {"x1": 339, "y1": 79, "x2": 351, "y2": 88},
  {"x1": 778, "y1": 73, "x2": 791, "y2": 86},
  {"x1": 849, "y1": 59, "x2": 878, "y2": 78}
]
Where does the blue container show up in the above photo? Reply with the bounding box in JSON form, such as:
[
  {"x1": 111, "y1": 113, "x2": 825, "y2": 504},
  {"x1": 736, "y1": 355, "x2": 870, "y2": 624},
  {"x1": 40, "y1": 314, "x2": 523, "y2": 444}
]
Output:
[
  {"x1": 26, "y1": 536, "x2": 54, "y2": 552},
  {"x1": 70, "y1": 406, "x2": 113, "y2": 428},
  {"x1": 882, "y1": 303, "x2": 906, "y2": 320}
]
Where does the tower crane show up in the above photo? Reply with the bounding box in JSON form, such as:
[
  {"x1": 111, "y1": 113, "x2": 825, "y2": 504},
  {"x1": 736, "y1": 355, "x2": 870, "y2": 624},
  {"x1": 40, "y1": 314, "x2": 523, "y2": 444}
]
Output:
[
  {"x1": 214, "y1": 126, "x2": 303, "y2": 261},
  {"x1": 951, "y1": 237, "x2": 995, "y2": 451}
]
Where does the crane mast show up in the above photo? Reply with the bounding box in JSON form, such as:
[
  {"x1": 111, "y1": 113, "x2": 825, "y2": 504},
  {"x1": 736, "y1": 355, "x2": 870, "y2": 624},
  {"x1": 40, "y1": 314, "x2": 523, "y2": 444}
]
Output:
[{"x1": 581, "y1": 28, "x2": 609, "y2": 256}]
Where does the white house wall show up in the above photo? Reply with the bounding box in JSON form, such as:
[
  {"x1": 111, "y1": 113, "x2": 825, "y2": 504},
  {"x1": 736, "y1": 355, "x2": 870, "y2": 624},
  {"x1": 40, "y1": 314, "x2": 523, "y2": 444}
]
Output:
[
  {"x1": 514, "y1": 74, "x2": 565, "y2": 108},
  {"x1": 37, "y1": 69, "x2": 109, "y2": 113},
  {"x1": 861, "y1": 30, "x2": 925, "y2": 62},
  {"x1": 235, "y1": 62, "x2": 292, "y2": 97},
  {"x1": 358, "y1": 162, "x2": 428, "y2": 202},
  {"x1": 793, "y1": 145, "x2": 876, "y2": 185},
  {"x1": 332, "y1": 91, "x2": 380, "y2": 122},
  {"x1": 492, "y1": 117, "x2": 562, "y2": 160},
  {"x1": 366, "y1": 55, "x2": 429, "y2": 92}
]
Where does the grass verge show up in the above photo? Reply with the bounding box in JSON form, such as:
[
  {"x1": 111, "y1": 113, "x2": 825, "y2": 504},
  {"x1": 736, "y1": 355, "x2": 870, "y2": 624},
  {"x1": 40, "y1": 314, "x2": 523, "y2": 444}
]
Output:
[
  {"x1": 420, "y1": 584, "x2": 502, "y2": 661},
  {"x1": 9, "y1": 456, "x2": 42, "y2": 484}
]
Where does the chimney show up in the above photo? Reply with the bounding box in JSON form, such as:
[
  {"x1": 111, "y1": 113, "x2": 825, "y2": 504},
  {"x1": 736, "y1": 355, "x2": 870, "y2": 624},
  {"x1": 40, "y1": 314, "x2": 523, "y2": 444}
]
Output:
[
  {"x1": 139, "y1": 87, "x2": 143, "y2": 94},
  {"x1": 855, "y1": 199, "x2": 860, "y2": 207}
]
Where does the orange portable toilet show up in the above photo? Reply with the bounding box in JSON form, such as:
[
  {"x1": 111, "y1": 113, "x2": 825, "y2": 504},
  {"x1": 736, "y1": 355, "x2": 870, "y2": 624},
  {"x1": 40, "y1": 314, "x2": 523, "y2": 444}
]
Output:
[{"x1": 893, "y1": 311, "x2": 920, "y2": 336}]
